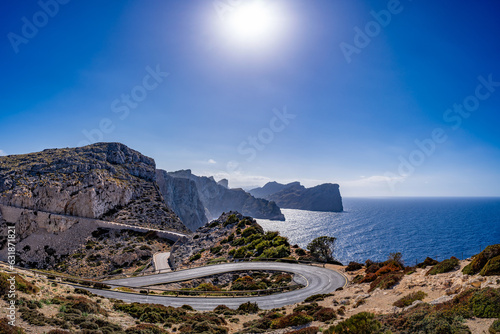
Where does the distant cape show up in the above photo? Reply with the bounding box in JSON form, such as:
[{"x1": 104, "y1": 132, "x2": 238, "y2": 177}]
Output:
[
  {"x1": 157, "y1": 169, "x2": 285, "y2": 230},
  {"x1": 249, "y1": 181, "x2": 343, "y2": 212}
]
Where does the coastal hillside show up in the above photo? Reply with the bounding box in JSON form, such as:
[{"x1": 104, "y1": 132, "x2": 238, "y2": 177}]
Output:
[
  {"x1": 158, "y1": 169, "x2": 285, "y2": 229},
  {"x1": 250, "y1": 181, "x2": 344, "y2": 212},
  {"x1": 0, "y1": 143, "x2": 187, "y2": 232},
  {"x1": 0, "y1": 143, "x2": 188, "y2": 268},
  {"x1": 1, "y1": 245, "x2": 499, "y2": 333}
]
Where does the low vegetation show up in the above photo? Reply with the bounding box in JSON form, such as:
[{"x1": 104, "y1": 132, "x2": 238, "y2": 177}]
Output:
[
  {"x1": 463, "y1": 244, "x2": 500, "y2": 275},
  {"x1": 393, "y1": 291, "x2": 427, "y2": 308},
  {"x1": 0, "y1": 273, "x2": 39, "y2": 298},
  {"x1": 0, "y1": 318, "x2": 26, "y2": 334},
  {"x1": 381, "y1": 287, "x2": 500, "y2": 333},
  {"x1": 426, "y1": 256, "x2": 460, "y2": 275},
  {"x1": 353, "y1": 253, "x2": 410, "y2": 292},
  {"x1": 490, "y1": 319, "x2": 500, "y2": 334},
  {"x1": 324, "y1": 312, "x2": 382, "y2": 334}
]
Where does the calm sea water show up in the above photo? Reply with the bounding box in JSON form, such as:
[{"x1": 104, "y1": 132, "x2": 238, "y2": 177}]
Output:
[{"x1": 256, "y1": 197, "x2": 500, "y2": 266}]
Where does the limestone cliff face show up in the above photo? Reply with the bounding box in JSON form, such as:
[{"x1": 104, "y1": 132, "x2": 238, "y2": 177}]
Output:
[
  {"x1": 156, "y1": 170, "x2": 208, "y2": 232},
  {"x1": 251, "y1": 182, "x2": 344, "y2": 212},
  {"x1": 160, "y1": 170, "x2": 285, "y2": 227},
  {"x1": 0, "y1": 143, "x2": 187, "y2": 232}
]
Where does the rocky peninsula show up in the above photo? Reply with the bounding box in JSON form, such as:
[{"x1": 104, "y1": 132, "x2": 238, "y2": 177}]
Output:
[{"x1": 250, "y1": 181, "x2": 344, "y2": 212}]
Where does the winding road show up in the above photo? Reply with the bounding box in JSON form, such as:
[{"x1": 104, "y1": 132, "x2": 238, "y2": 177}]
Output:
[{"x1": 84, "y1": 262, "x2": 347, "y2": 310}]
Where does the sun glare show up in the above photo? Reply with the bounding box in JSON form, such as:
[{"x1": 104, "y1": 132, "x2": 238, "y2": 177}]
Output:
[{"x1": 222, "y1": 0, "x2": 284, "y2": 49}]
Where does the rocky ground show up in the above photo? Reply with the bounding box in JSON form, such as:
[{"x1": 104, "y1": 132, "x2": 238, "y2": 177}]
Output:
[{"x1": 55, "y1": 228, "x2": 173, "y2": 278}]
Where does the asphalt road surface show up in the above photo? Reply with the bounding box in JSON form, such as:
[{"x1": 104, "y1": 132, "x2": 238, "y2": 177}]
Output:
[
  {"x1": 153, "y1": 252, "x2": 171, "y2": 272},
  {"x1": 85, "y1": 262, "x2": 347, "y2": 310}
]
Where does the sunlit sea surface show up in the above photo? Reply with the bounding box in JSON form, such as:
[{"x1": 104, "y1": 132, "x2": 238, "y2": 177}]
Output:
[{"x1": 256, "y1": 197, "x2": 500, "y2": 265}]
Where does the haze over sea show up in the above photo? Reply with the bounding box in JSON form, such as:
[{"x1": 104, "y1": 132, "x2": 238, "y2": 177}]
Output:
[{"x1": 257, "y1": 197, "x2": 500, "y2": 266}]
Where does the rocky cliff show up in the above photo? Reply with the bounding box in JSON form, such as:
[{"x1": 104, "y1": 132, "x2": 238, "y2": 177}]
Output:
[
  {"x1": 250, "y1": 182, "x2": 343, "y2": 212},
  {"x1": 0, "y1": 143, "x2": 188, "y2": 232},
  {"x1": 156, "y1": 169, "x2": 208, "y2": 232},
  {"x1": 159, "y1": 170, "x2": 285, "y2": 228},
  {"x1": 249, "y1": 181, "x2": 300, "y2": 199}
]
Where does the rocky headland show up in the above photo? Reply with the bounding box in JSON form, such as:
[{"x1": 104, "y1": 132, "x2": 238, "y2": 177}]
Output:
[{"x1": 250, "y1": 181, "x2": 344, "y2": 212}]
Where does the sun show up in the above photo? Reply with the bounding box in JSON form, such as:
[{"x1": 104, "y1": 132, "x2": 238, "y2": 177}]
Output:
[
  {"x1": 227, "y1": 1, "x2": 273, "y2": 39},
  {"x1": 222, "y1": 0, "x2": 284, "y2": 49}
]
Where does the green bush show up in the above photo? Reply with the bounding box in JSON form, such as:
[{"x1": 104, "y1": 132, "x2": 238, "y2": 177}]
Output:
[
  {"x1": 271, "y1": 312, "x2": 313, "y2": 329},
  {"x1": 237, "y1": 302, "x2": 260, "y2": 314},
  {"x1": 260, "y1": 245, "x2": 290, "y2": 259},
  {"x1": 295, "y1": 248, "x2": 306, "y2": 256},
  {"x1": 272, "y1": 236, "x2": 289, "y2": 247},
  {"x1": 233, "y1": 247, "x2": 251, "y2": 259},
  {"x1": 208, "y1": 221, "x2": 220, "y2": 228},
  {"x1": 326, "y1": 312, "x2": 382, "y2": 334},
  {"x1": 393, "y1": 291, "x2": 427, "y2": 308},
  {"x1": 231, "y1": 237, "x2": 246, "y2": 247},
  {"x1": 110, "y1": 268, "x2": 123, "y2": 275},
  {"x1": 255, "y1": 240, "x2": 272, "y2": 255},
  {"x1": 224, "y1": 214, "x2": 239, "y2": 227},
  {"x1": 463, "y1": 244, "x2": 500, "y2": 275},
  {"x1": 242, "y1": 226, "x2": 263, "y2": 238},
  {"x1": 293, "y1": 302, "x2": 319, "y2": 313},
  {"x1": 303, "y1": 293, "x2": 332, "y2": 303},
  {"x1": 469, "y1": 288, "x2": 500, "y2": 318},
  {"x1": 480, "y1": 255, "x2": 500, "y2": 276},
  {"x1": 189, "y1": 253, "x2": 201, "y2": 262},
  {"x1": 214, "y1": 305, "x2": 237, "y2": 316},
  {"x1": 210, "y1": 246, "x2": 223, "y2": 254},
  {"x1": 426, "y1": 257, "x2": 459, "y2": 275},
  {"x1": 489, "y1": 319, "x2": 500, "y2": 334},
  {"x1": 265, "y1": 231, "x2": 279, "y2": 240}
]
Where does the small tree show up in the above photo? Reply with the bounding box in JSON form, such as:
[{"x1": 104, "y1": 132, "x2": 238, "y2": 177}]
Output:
[
  {"x1": 388, "y1": 252, "x2": 404, "y2": 269},
  {"x1": 307, "y1": 236, "x2": 336, "y2": 263}
]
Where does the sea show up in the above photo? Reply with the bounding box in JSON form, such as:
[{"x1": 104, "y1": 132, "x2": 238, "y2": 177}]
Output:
[{"x1": 256, "y1": 197, "x2": 500, "y2": 266}]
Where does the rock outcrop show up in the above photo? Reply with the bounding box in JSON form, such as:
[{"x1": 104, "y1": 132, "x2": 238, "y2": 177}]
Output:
[
  {"x1": 250, "y1": 181, "x2": 343, "y2": 212},
  {"x1": 158, "y1": 170, "x2": 285, "y2": 228},
  {"x1": 249, "y1": 181, "x2": 299, "y2": 199},
  {"x1": 217, "y1": 179, "x2": 229, "y2": 189},
  {"x1": 0, "y1": 143, "x2": 188, "y2": 232},
  {"x1": 156, "y1": 170, "x2": 208, "y2": 232}
]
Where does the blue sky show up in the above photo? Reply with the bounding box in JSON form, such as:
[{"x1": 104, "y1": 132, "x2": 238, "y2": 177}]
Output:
[{"x1": 1, "y1": 0, "x2": 500, "y2": 196}]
